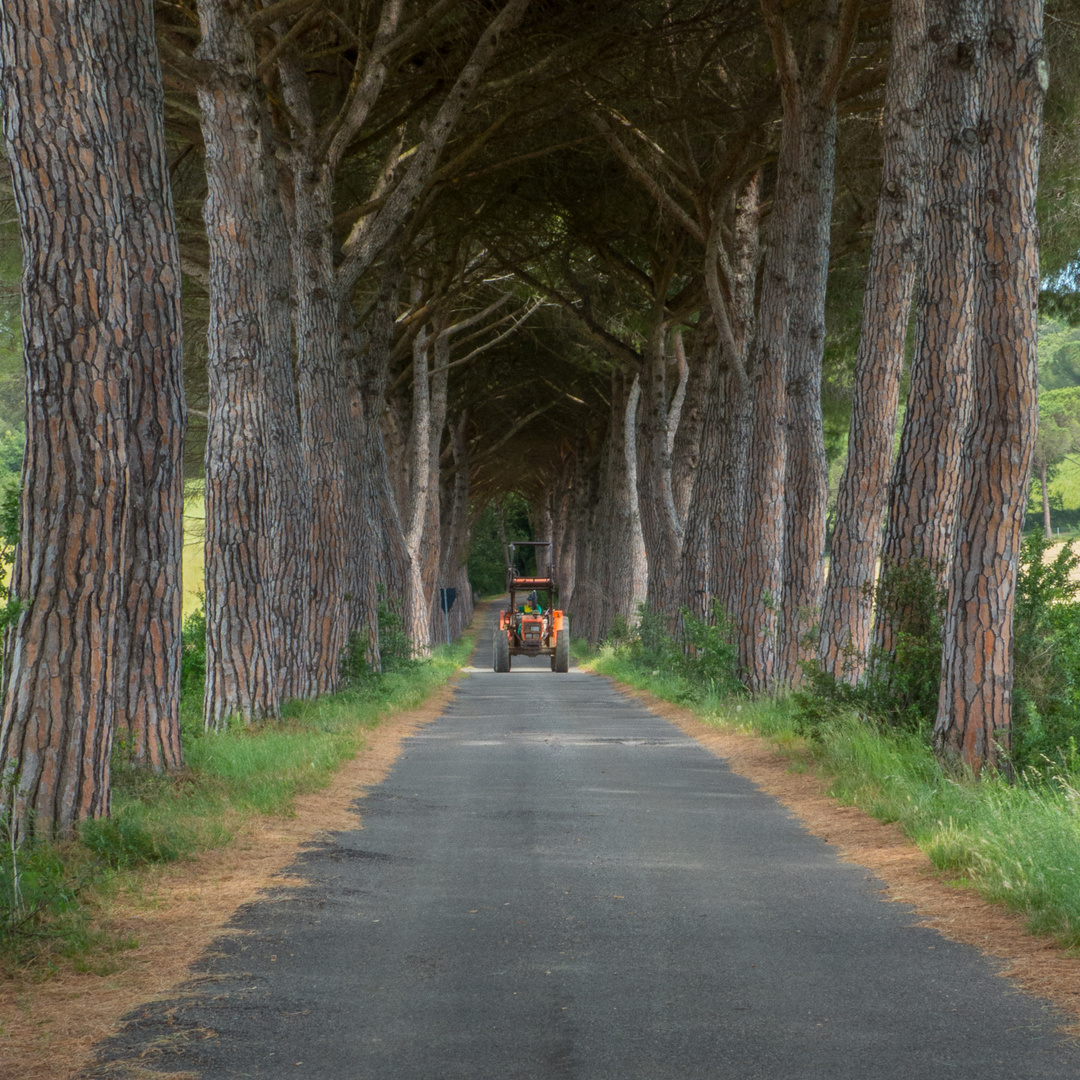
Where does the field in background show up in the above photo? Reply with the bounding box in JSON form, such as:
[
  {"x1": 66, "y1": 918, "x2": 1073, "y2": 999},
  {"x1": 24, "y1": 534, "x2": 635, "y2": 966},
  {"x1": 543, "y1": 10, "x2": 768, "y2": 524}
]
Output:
[{"x1": 183, "y1": 495, "x2": 205, "y2": 617}]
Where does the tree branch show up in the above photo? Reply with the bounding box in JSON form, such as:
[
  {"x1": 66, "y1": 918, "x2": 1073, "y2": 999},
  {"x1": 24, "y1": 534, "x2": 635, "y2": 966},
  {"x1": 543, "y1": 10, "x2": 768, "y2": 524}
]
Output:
[
  {"x1": 323, "y1": 0, "x2": 405, "y2": 175},
  {"x1": 759, "y1": 0, "x2": 800, "y2": 112},
  {"x1": 819, "y1": 0, "x2": 863, "y2": 105},
  {"x1": 584, "y1": 110, "x2": 706, "y2": 246}
]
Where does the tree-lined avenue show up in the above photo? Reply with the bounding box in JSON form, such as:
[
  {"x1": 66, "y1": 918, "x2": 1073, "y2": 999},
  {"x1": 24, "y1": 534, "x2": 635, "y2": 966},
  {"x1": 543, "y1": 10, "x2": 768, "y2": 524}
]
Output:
[{"x1": 84, "y1": 610, "x2": 1080, "y2": 1079}]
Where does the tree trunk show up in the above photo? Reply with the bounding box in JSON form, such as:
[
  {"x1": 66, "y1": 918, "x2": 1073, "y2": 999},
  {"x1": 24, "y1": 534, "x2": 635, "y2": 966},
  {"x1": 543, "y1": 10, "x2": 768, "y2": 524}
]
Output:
[
  {"x1": 875, "y1": 0, "x2": 986, "y2": 657},
  {"x1": 818, "y1": 0, "x2": 928, "y2": 682},
  {"x1": 625, "y1": 376, "x2": 649, "y2": 613},
  {"x1": 670, "y1": 325, "x2": 713, "y2": 532},
  {"x1": 421, "y1": 331, "x2": 450, "y2": 645},
  {"x1": 636, "y1": 319, "x2": 683, "y2": 620},
  {"x1": 778, "y1": 89, "x2": 837, "y2": 685},
  {"x1": 197, "y1": 0, "x2": 281, "y2": 726},
  {"x1": 0, "y1": 0, "x2": 183, "y2": 837},
  {"x1": 276, "y1": 62, "x2": 370, "y2": 694},
  {"x1": 358, "y1": 258, "x2": 409, "y2": 638},
  {"x1": 440, "y1": 412, "x2": 473, "y2": 641},
  {"x1": 679, "y1": 175, "x2": 760, "y2": 626},
  {"x1": 403, "y1": 319, "x2": 433, "y2": 654},
  {"x1": 264, "y1": 151, "x2": 313, "y2": 703},
  {"x1": 739, "y1": 127, "x2": 799, "y2": 692},
  {"x1": 1041, "y1": 459, "x2": 1052, "y2": 540},
  {"x1": 111, "y1": 0, "x2": 186, "y2": 768},
  {"x1": 934, "y1": 0, "x2": 1045, "y2": 773}
]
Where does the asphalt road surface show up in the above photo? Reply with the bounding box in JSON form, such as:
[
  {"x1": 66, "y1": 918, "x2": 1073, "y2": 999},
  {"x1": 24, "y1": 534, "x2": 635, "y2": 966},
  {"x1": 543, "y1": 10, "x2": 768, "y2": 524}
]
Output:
[{"x1": 88, "y1": 608, "x2": 1080, "y2": 1079}]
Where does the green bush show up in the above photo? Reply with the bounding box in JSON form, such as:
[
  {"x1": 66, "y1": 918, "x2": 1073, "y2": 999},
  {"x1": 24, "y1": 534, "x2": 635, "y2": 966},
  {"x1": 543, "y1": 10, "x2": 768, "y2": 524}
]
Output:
[
  {"x1": 467, "y1": 493, "x2": 533, "y2": 596},
  {"x1": 79, "y1": 814, "x2": 190, "y2": 868},
  {"x1": 339, "y1": 596, "x2": 419, "y2": 686},
  {"x1": 178, "y1": 603, "x2": 206, "y2": 738},
  {"x1": 795, "y1": 557, "x2": 946, "y2": 736},
  {"x1": 1011, "y1": 533, "x2": 1080, "y2": 769},
  {"x1": 0, "y1": 764, "x2": 84, "y2": 949},
  {"x1": 796, "y1": 537, "x2": 1080, "y2": 771},
  {"x1": 601, "y1": 602, "x2": 743, "y2": 704}
]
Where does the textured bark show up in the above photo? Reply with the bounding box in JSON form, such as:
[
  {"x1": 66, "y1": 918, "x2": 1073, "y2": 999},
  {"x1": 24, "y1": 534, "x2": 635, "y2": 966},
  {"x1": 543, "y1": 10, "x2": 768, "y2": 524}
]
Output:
[
  {"x1": 403, "y1": 318, "x2": 433, "y2": 654},
  {"x1": 876, "y1": 0, "x2": 987, "y2": 656},
  {"x1": 679, "y1": 176, "x2": 760, "y2": 625},
  {"x1": 197, "y1": 0, "x2": 281, "y2": 725},
  {"x1": 438, "y1": 412, "x2": 473, "y2": 641},
  {"x1": 602, "y1": 375, "x2": 640, "y2": 635},
  {"x1": 739, "y1": 134, "x2": 798, "y2": 692},
  {"x1": 624, "y1": 376, "x2": 648, "y2": 612},
  {"x1": 264, "y1": 152, "x2": 313, "y2": 703},
  {"x1": 421, "y1": 331, "x2": 450, "y2": 647},
  {"x1": 568, "y1": 379, "x2": 635, "y2": 643},
  {"x1": 818, "y1": 0, "x2": 928, "y2": 682},
  {"x1": 359, "y1": 259, "x2": 409, "y2": 615},
  {"x1": 670, "y1": 326, "x2": 713, "y2": 531},
  {"x1": 779, "y1": 90, "x2": 837, "y2": 685},
  {"x1": 110, "y1": 0, "x2": 186, "y2": 768},
  {"x1": 276, "y1": 69, "x2": 366, "y2": 692},
  {"x1": 0, "y1": 0, "x2": 183, "y2": 837},
  {"x1": 740, "y1": 0, "x2": 858, "y2": 691},
  {"x1": 934, "y1": 0, "x2": 1045, "y2": 773},
  {"x1": 636, "y1": 321, "x2": 684, "y2": 619}
]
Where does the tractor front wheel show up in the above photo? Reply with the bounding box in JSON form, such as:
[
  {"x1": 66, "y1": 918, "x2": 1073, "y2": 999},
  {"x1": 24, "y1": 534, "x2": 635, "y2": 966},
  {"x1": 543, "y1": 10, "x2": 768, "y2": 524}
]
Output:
[
  {"x1": 493, "y1": 628, "x2": 511, "y2": 673},
  {"x1": 554, "y1": 621, "x2": 570, "y2": 673}
]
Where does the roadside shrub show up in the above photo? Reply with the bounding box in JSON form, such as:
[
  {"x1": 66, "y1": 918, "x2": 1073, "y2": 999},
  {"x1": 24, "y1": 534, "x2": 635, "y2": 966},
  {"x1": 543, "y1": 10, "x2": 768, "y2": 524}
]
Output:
[
  {"x1": 797, "y1": 538, "x2": 1080, "y2": 769},
  {"x1": 604, "y1": 602, "x2": 742, "y2": 702},
  {"x1": 179, "y1": 603, "x2": 206, "y2": 737},
  {"x1": 1011, "y1": 534, "x2": 1080, "y2": 770},
  {"x1": 795, "y1": 558, "x2": 945, "y2": 737},
  {"x1": 339, "y1": 595, "x2": 419, "y2": 686}
]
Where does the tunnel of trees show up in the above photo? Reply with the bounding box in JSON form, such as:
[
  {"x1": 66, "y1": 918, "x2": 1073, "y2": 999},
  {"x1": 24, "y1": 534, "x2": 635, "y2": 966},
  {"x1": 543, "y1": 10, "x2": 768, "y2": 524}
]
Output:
[{"x1": 0, "y1": 0, "x2": 1078, "y2": 839}]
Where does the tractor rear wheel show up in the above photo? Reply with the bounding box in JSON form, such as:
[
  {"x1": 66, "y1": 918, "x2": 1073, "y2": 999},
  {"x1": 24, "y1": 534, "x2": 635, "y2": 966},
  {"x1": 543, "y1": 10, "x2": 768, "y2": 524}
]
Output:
[
  {"x1": 493, "y1": 628, "x2": 511, "y2": 672},
  {"x1": 555, "y1": 621, "x2": 570, "y2": 673}
]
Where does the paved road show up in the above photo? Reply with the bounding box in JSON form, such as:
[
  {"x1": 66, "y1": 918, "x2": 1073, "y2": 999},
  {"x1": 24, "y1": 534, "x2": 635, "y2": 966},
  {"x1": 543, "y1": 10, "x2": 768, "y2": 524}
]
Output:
[{"x1": 89, "y1": 608, "x2": 1080, "y2": 1079}]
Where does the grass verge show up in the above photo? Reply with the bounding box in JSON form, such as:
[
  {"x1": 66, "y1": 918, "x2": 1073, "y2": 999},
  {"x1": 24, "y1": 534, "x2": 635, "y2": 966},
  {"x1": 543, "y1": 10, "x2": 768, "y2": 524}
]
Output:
[
  {"x1": 579, "y1": 642, "x2": 1080, "y2": 952},
  {"x1": 1, "y1": 632, "x2": 475, "y2": 972}
]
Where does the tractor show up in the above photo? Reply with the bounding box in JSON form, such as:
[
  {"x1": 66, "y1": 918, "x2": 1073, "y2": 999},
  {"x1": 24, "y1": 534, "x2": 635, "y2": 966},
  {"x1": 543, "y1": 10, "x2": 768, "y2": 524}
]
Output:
[{"x1": 493, "y1": 540, "x2": 569, "y2": 673}]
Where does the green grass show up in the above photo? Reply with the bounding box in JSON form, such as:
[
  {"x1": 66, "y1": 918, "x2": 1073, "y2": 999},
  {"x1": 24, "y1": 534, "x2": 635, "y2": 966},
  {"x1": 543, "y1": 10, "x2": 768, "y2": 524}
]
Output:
[
  {"x1": 581, "y1": 644, "x2": 1080, "y2": 951},
  {"x1": 2, "y1": 631, "x2": 474, "y2": 965},
  {"x1": 93, "y1": 633, "x2": 474, "y2": 863}
]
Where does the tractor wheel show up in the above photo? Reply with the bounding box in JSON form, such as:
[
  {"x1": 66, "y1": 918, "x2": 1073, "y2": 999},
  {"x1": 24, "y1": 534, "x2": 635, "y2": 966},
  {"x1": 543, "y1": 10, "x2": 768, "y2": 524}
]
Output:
[
  {"x1": 493, "y1": 628, "x2": 511, "y2": 673},
  {"x1": 555, "y1": 621, "x2": 570, "y2": 673}
]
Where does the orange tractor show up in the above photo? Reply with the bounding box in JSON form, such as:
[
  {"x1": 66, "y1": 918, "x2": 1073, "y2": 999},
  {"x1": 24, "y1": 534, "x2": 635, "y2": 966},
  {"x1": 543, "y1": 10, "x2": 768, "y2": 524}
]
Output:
[{"x1": 493, "y1": 541, "x2": 569, "y2": 673}]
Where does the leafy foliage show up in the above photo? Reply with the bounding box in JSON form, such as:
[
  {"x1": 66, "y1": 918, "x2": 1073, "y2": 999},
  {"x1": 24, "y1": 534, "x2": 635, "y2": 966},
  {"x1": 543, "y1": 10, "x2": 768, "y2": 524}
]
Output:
[
  {"x1": 796, "y1": 558, "x2": 946, "y2": 736},
  {"x1": 339, "y1": 596, "x2": 420, "y2": 686},
  {"x1": 1011, "y1": 533, "x2": 1080, "y2": 770},
  {"x1": 467, "y1": 493, "x2": 533, "y2": 597},
  {"x1": 601, "y1": 602, "x2": 743, "y2": 704},
  {"x1": 796, "y1": 537, "x2": 1080, "y2": 772},
  {"x1": 178, "y1": 603, "x2": 207, "y2": 738}
]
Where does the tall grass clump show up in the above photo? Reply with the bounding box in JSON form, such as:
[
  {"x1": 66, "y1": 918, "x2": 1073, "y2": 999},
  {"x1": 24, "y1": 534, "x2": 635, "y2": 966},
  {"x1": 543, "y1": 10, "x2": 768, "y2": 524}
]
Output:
[{"x1": 805, "y1": 716, "x2": 1080, "y2": 946}]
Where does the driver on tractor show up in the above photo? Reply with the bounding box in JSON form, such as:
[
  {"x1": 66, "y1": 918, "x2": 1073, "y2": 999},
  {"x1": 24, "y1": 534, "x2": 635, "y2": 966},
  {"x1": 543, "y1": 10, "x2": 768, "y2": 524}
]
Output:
[{"x1": 520, "y1": 590, "x2": 543, "y2": 615}]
